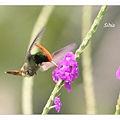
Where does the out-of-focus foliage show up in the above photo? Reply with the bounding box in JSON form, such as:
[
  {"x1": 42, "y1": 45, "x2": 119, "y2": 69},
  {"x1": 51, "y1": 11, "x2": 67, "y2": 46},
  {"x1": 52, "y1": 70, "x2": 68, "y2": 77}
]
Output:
[{"x1": 0, "y1": 6, "x2": 120, "y2": 114}]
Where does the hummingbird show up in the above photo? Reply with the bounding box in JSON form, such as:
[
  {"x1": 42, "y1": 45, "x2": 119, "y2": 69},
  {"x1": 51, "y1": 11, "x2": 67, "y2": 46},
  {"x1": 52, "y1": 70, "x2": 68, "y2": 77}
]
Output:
[{"x1": 5, "y1": 27, "x2": 77, "y2": 77}]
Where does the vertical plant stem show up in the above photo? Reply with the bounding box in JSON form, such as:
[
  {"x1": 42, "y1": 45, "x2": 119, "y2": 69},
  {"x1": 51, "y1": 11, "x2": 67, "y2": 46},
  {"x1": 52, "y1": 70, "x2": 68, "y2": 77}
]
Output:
[
  {"x1": 81, "y1": 6, "x2": 96, "y2": 114},
  {"x1": 42, "y1": 80, "x2": 63, "y2": 114},
  {"x1": 75, "y1": 5, "x2": 108, "y2": 58},
  {"x1": 115, "y1": 93, "x2": 120, "y2": 114},
  {"x1": 41, "y1": 5, "x2": 108, "y2": 114},
  {"x1": 21, "y1": 6, "x2": 55, "y2": 114}
]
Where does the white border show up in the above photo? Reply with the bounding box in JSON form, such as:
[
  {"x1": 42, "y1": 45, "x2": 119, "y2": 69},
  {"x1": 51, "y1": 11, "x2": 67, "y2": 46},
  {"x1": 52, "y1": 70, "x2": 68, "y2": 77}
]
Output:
[
  {"x1": 0, "y1": 115, "x2": 120, "y2": 120},
  {"x1": 0, "y1": 0, "x2": 120, "y2": 5}
]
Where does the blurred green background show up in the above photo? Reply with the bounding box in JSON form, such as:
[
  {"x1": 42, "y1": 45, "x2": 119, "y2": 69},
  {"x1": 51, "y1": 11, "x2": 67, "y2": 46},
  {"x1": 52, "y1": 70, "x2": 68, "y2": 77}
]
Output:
[{"x1": 0, "y1": 6, "x2": 120, "y2": 114}]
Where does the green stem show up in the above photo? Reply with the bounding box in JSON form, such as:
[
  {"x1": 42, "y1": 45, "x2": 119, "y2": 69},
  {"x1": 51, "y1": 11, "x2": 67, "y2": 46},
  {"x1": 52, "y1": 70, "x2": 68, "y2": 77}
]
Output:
[
  {"x1": 115, "y1": 93, "x2": 120, "y2": 114},
  {"x1": 42, "y1": 5, "x2": 108, "y2": 114},
  {"x1": 42, "y1": 80, "x2": 63, "y2": 114},
  {"x1": 81, "y1": 6, "x2": 96, "y2": 114},
  {"x1": 75, "y1": 5, "x2": 108, "y2": 58},
  {"x1": 21, "y1": 6, "x2": 55, "y2": 114}
]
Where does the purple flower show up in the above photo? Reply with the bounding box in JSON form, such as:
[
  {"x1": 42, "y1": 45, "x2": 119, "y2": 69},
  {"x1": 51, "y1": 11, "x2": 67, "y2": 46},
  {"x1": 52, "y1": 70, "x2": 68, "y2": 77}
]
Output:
[
  {"x1": 63, "y1": 52, "x2": 76, "y2": 61},
  {"x1": 52, "y1": 52, "x2": 79, "y2": 92},
  {"x1": 116, "y1": 67, "x2": 120, "y2": 80},
  {"x1": 64, "y1": 82, "x2": 72, "y2": 92},
  {"x1": 54, "y1": 97, "x2": 62, "y2": 112}
]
